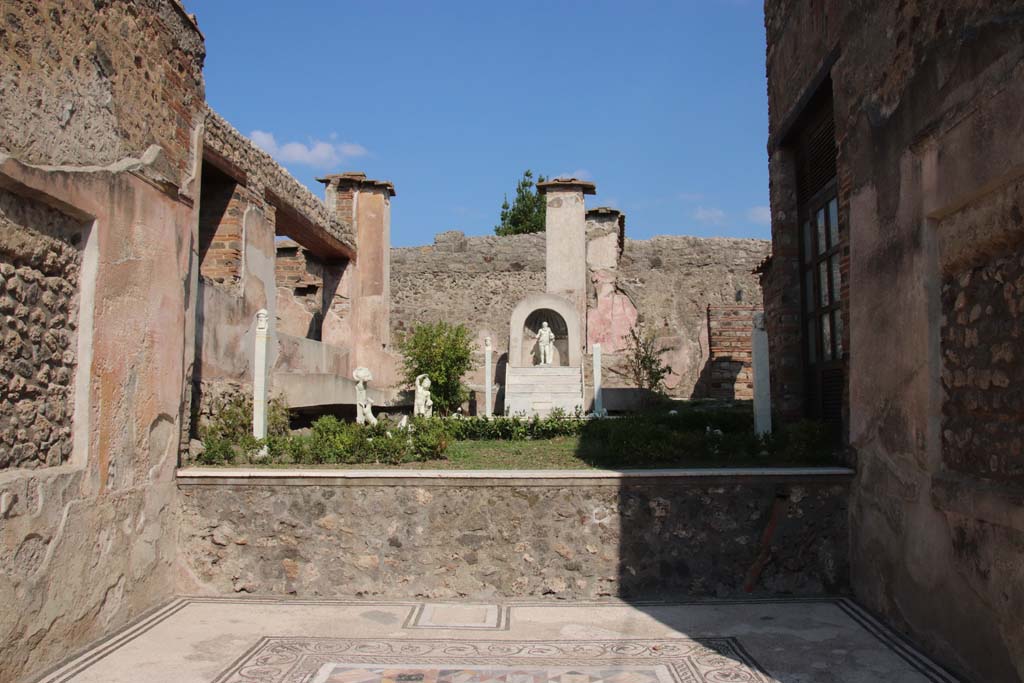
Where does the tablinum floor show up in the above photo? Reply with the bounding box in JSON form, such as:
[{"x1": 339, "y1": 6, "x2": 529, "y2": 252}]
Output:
[{"x1": 34, "y1": 597, "x2": 959, "y2": 683}]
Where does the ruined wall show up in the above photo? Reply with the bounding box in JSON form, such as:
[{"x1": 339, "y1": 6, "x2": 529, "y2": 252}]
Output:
[
  {"x1": 390, "y1": 231, "x2": 768, "y2": 401},
  {"x1": 0, "y1": 190, "x2": 85, "y2": 469},
  {"x1": 0, "y1": 2, "x2": 206, "y2": 681},
  {"x1": 192, "y1": 165, "x2": 276, "y2": 424},
  {"x1": 616, "y1": 237, "x2": 768, "y2": 396},
  {"x1": 763, "y1": 2, "x2": 1024, "y2": 680},
  {"x1": 0, "y1": 0, "x2": 204, "y2": 189},
  {"x1": 178, "y1": 471, "x2": 850, "y2": 600},
  {"x1": 391, "y1": 230, "x2": 547, "y2": 391},
  {"x1": 203, "y1": 110, "x2": 354, "y2": 257},
  {"x1": 275, "y1": 239, "x2": 325, "y2": 339},
  {"x1": 194, "y1": 114, "x2": 363, "y2": 425}
]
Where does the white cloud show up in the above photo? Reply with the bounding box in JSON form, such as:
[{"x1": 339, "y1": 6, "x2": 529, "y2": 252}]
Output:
[
  {"x1": 746, "y1": 205, "x2": 772, "y2": 226},
  {"x1": 693, "y1": 206, "x2": 727, "y2": 225},
  {"x1": 337, "y1": 142, "x2": 368, "y2": 157},
  {"x1": 249, "y1": 130, "x2": 369, "y2": 170},
  {"x1": 556, "y1": 169, "x2": 592, "y2": 180},
  {"x1": 250, "y1": 130, "x2": 277, "y2": 151}
]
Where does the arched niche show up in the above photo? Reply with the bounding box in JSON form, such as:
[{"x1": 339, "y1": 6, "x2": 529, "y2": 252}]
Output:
[
  {"x1": 522, "y1": 308, "x2": 570, "y2": 366},
  {"x1": 509, "y1": 293, "x2": 582, "y2": 368}
]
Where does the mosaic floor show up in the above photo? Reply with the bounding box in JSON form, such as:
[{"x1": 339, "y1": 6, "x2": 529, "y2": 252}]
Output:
[
  {"x1": 36, "y1": 597, "x2": 959, "y2": 683},
  {"x1": 215, "y1": 637, "x2": 768, "y2": 683}
]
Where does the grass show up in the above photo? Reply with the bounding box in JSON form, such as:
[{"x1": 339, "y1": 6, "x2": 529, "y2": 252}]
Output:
[{"x1": 193, "y1": 434, "x2": 833, "y2": 470}]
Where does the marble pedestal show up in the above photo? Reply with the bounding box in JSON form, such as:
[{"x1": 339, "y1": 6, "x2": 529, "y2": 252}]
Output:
[{"x1": 504, "y1": 365, "x2": 584, "y2": 417}]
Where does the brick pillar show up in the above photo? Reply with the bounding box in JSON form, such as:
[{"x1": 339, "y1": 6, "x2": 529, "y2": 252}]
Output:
[
  {"x1": 317, "y1": 172, "x2": 396, "y2": 372},
  {"x1": 537, "y1": 177, "x2": 596, "y2": 326}
]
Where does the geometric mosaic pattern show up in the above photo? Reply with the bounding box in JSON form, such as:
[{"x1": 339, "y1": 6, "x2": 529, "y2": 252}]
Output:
[
  {"x1": 403, "y1": 603, "x2": 511, "y2": 630},
  {"x1": 311, "y1": 664, "x2": 669, "y2": 683},
  {"x1": 213, "y1": 637, "x2": 772, "y2": 683}
]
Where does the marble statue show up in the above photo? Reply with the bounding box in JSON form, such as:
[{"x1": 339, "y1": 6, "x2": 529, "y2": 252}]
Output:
[
  {"x1": 352, "y1": 366, "x2": 377, "y2": 425},
  {"x1": 535, "y1": 321, "x2": 556, "y2": 366},
  {"x1": 414, "y1": 374, "x2": 434, "y2": 417}
]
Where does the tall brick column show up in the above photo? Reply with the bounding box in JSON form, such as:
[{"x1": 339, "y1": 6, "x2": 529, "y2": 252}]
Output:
[
  {"x1": 537, "y1": 177, "x2": 596, "y2": 324},
  {"x1": 317, "y1": 172, "x2": 396, "y2": 373}
]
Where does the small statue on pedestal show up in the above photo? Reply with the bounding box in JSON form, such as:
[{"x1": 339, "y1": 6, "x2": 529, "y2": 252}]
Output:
[
  {"x1": 414, "y1": 374, "x2": 434, "y2": 417},
  {"x1": 353, "y1": 366, "x2": 377, "y2": 425}
]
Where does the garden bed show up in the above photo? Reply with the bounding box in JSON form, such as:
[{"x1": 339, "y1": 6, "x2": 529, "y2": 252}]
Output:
[{"x1": 192, "y1": 400, "x2": 842, "y2": 470}]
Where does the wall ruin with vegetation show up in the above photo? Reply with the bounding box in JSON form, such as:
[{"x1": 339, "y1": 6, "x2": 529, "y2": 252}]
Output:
[{"x1": 390, "y1": 230, "x2": 768, "y2": 405}]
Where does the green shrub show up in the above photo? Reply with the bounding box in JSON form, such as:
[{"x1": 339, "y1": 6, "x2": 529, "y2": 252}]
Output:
[
  {"x1": 769, "y1": 419, "x2": 833, "y2": 463},
  {"x1": 197, "y1": 394, "x2": 289, "y2": 465},
  {"x1": 308, "y1": 416, "x2": 366, "y2": 464},
  {"x1": 622, "y1": 324, "x2": 673, "y2": 397},
  {"x1": 398, "y1": 321, "x2": 475, "y2": 415},
  {"x1": 409, "y1": 417, "x2": 451, "y2": 460},
  {"x1": 196, "y1": 390, "x2": 837, "y2": 470},
  {"x1": 573, "y1": 409, "x2": 822, "y2": 468},
  {"x1": 446, "y1": 414, "x2": 584, "y2": 441}
]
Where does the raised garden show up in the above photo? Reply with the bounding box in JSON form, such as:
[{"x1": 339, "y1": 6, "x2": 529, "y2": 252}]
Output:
[{"x1": 191, "y1": 399, "x2": 840, "y2": 470}]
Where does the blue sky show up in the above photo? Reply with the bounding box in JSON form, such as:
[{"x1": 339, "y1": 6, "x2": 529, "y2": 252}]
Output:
[{"x1": 186, "y1": 1, "x2": 770, "y2": 247}]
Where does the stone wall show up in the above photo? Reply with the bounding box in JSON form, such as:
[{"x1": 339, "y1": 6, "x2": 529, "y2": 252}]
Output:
[
  {"x1": 604, "y1": 236, "x2": 767, "y2": 397},
  {"x1": 763, "y1": 1, "x2": 1024, "y2": 680},
  {"x1": 391, "y1": 230, "x2": 546, "y2": 394},
  {"x1": 0, "y1": 189, "x2": 85, "y2": 469},
  {"x1": 0, "y1": 0, "x2": 205, "y2": 189},
  {"x1": 941, "y1": 244, "x2": 1023, "y2": 483},
  {"x1": 391, "y1": 230, "x2": 546, "y2": 347},
  {"x1": 0, "y1": 2, "x2": 206, "y2": 681},
  {"x1": 390, "y1": 231, "x2": 768, "y2": 401},
  {"x1": 177, "y1": 470, "x2": 851, "y2": 600}
]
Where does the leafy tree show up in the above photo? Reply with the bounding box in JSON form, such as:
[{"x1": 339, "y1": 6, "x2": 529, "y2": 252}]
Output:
[
  {"x1": 398, "y1": 322, "x2": 475, "y2": 414},
  {"x1": 623, "y1": 324, "x2": 673, "y2": 396},
  {"x1": 494, "y1": 169, "x2": 548, "y2": 236}
]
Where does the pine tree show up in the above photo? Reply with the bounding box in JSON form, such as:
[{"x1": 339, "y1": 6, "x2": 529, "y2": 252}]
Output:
[{"x1": 494, "y1": 170, "x2": 548, "y2": 236}]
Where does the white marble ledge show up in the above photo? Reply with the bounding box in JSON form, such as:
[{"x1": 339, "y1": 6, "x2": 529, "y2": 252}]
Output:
[{"x1": 177, "y1": 466, "x2": 855, "y2": 483}]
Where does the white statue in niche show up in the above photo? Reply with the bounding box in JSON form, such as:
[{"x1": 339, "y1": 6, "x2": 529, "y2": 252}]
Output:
[
  {"x1": 535, "y1": 321, "x2": 556, "y2": 366},
  {"x1": 414, "y1": 374, "x2": 434, "y2": 417},
  {"x1": 353, "y1": 366, "x2": 377, "y2": 425}
]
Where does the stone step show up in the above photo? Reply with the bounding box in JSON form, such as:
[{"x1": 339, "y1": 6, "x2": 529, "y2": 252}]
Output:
[
  {"x1": 505, "y1": 384, "x2": 582, "y2": 394},
  {"x1": 504, "y1": 393, "x2": 585, "y2": 417},
  {"x1": 507, "y1": 366, "x2": 581, "y2": 376},
  {"x1": 506, "y1": 373, "x2": 582, "y2": 383}
]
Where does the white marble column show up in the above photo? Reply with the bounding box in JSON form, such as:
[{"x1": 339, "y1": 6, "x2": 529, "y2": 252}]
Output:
[
  {"x1": 484, "y1": 337, "x2": 493, "y2": 417},
  {"x1": 593, "y1": 343, "x2": 605, "y2": 417},
  {"x1": 253, "y1": 309, "x2": 269, "y2": 439},
  {"x1": 752, "y1": 312, "x2": 772, "y2": 436}
]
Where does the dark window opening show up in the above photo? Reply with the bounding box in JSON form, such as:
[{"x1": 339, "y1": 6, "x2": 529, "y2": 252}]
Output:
[
  {"x1": 792, "y1": 79, "x2": 845, "y2": 431},
  {"x1": 197, "y1": 161, "x2": 241, "y2": 284}
]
